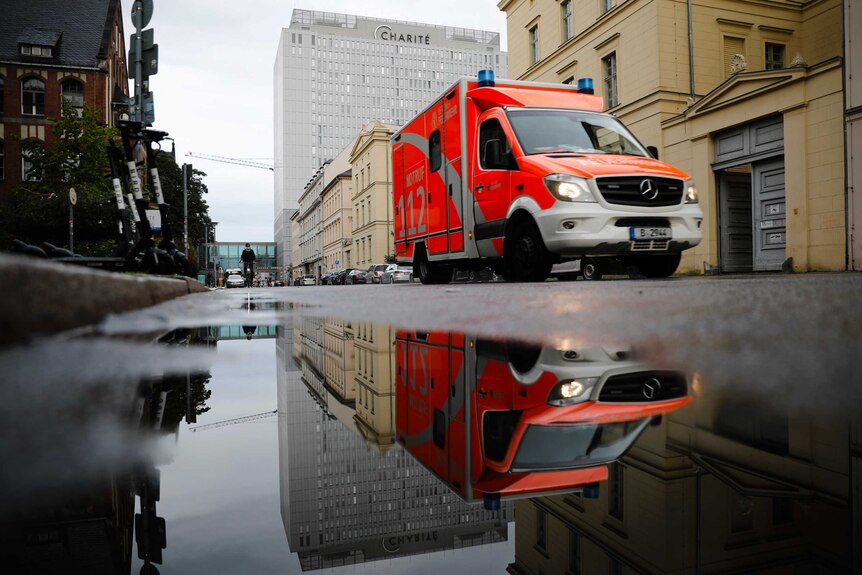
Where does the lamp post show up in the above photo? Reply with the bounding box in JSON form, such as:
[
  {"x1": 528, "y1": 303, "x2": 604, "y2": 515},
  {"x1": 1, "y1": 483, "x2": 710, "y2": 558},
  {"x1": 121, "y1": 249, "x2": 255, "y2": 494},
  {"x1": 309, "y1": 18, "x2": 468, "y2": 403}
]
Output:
[{"x1": 202, "y1": 220, "x2": 218, "y2": 287}]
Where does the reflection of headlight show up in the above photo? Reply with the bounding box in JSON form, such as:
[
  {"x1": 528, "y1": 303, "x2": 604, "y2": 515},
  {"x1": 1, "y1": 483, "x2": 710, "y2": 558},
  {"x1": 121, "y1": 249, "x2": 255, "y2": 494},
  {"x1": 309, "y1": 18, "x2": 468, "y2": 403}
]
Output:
[
  {"x1": 684, "y1": 179, "x2": 698, "y2": 204},
  {"x1": 544, "y1": 174, "x2": 597, "y2": 202},
  {"x1": 548, "y1": 377, "x2": 598, "y2": 406}
]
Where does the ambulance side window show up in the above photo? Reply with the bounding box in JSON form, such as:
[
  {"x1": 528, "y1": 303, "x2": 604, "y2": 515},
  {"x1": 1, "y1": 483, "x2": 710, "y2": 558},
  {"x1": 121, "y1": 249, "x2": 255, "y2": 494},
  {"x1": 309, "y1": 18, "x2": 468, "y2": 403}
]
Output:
[
  {"x1": 479, "y1": 118, "x2": 515, "y2": 170},
  {"x1": 429, "y1": 130, "x2": 442, "y2": 172}
]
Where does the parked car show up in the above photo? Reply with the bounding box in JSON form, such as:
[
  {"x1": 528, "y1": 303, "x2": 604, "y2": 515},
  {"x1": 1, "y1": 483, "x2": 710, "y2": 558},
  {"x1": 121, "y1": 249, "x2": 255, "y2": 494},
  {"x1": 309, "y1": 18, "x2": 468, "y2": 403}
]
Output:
[
  {"x1": 274, "y1": 280, "x2": 285, "y2": 287},
  {"x1": 366, "y1": 263, "x2": 390, "y2": 284},
  {"x1": 226, "y1": 274, "x2": 245, "y2": 288},
  {"x1": 320, "y1": 271, "x2": 337, "y2": 285},
  {"x1": 345, "y1": 269, "x2": 368, "y2": 284},
  {"x1": 300, "y1": 274, "x2": 316, "y2": 286},
  {"x1": 380, "y1": 264, "x2": 413, "y2": 284},
  {"x1": 335, "y1": 268, "x2": 356, "y2": 285}
]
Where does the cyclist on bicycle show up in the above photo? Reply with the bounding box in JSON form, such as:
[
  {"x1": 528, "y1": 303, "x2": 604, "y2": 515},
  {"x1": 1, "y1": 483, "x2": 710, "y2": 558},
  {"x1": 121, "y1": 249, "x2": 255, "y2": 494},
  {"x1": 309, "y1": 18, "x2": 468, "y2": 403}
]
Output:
[{"x1": 240, "y1": 243, "x2": 256, "y2": 287}]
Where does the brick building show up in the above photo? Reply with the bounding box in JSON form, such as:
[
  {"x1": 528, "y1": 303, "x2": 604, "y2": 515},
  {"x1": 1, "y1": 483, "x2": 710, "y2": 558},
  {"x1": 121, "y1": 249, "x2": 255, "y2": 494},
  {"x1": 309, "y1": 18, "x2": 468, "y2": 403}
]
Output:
[{"x1": 0, "y1": 0, "x2": 129, "y2": 204}]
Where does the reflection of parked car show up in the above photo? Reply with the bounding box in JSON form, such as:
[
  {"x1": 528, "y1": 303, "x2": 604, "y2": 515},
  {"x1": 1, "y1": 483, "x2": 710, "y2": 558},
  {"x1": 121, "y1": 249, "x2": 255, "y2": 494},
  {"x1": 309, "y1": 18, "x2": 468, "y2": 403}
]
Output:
[
  {"x1": 226, "y1": 274, "x2": 245, "y2": 288},
  {"x1": 380, "y1": 264, "x2": 413, "y2": 284},
  {"x1": 300, "y1": 274, "x2": 316, "y2": 286},
  {"x1": 367, "y1": 263, "x2": 389, "y2": 284},
  {"x1": 346, "y1": 269, "x2": 368, "y2": 284}
]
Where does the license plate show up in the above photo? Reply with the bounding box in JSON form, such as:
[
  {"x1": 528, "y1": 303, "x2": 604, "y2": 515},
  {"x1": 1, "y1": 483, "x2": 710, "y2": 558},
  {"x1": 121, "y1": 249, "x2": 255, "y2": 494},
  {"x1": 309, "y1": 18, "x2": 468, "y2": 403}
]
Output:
[{"x1": 630, "y1": 227, "x2": 672, "y2": 240}]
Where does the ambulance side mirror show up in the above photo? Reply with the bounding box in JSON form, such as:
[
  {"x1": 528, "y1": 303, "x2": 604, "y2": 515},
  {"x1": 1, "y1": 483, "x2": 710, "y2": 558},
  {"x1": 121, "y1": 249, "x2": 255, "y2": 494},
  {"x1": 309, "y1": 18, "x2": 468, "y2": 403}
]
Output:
[
  {"x1": 484, "y1": 139, "x2": 502, "y2": 169},
  {"x1": 647, "y1": 145, "x2": 659, "y2": 160}
]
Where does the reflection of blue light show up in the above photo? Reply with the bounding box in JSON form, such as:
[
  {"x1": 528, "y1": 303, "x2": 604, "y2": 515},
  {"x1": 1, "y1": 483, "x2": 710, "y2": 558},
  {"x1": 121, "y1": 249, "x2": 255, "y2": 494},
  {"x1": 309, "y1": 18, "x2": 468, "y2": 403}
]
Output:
[
  {"x1": 477, "y1": 69, "x2": 495, "y2": 88},
  {"x1": 577, "y1": 77, "x2": 594, "y2": 94}
]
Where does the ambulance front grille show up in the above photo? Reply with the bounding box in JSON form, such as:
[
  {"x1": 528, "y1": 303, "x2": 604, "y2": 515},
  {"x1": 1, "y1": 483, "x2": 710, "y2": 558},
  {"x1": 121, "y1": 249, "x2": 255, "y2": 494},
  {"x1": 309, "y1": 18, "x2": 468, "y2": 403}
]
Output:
[{"x1": 596, "y1": 176, "x2": 684, "y2": 207}]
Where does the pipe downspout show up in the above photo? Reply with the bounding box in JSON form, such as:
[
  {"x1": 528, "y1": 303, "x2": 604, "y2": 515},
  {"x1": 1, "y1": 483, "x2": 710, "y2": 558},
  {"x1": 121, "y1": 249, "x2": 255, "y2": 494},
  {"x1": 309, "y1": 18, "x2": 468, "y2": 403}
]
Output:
[{"x1": 688, "y1": 0, "x2": 696, "y2": 102}]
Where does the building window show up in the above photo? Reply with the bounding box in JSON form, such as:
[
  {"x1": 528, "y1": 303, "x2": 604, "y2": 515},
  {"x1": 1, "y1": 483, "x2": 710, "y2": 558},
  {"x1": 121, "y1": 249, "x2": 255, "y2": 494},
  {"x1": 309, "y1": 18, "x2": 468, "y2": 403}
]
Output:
[
  {"x1": 529, "y1": 25, "x2": 539, "y2": 66},
  {"x1": 21, "y1": 143, "x2": 42, "y2": 181},
  {"x1": 602, "y1": 52, "x2": 618, "y2": 109},
  {"x1": 562, "y1": 0, "x2": 573, "y2": 42},
  {"x1": 20, "y1": 44, "x2": 52, "y2": 57},
  {"x1": 61, "y1": 79, "x2": 84, "y2": 117},
  {"x1": 765, "y1": 43, "x2": 785, "y2": 70},
  {"x1": 609, "y1": 462, "x2": 624, "y2": 519},
  {"x1": 602, "y1": 0, "x2": 614, "y2": 13},
  {"x1": 0, "y1": 140, "x2": 4, "y2": 181},
  {"x1": 536, "y1": 507, "x2": 547, "y2": 549},
  {"x1": 0, "y1": 76, "x2": 4, "y2": 115},
  {"x1": 22, "y1": 77, "x2": 45, "y2": 115}
]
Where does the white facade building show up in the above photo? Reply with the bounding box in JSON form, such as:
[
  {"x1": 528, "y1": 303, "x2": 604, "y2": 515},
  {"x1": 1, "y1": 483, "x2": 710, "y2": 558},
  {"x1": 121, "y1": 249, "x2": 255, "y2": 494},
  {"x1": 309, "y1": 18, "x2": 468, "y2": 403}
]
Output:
[{"x1": 273, "y1": 9, "x2": 507, "y2": 273}]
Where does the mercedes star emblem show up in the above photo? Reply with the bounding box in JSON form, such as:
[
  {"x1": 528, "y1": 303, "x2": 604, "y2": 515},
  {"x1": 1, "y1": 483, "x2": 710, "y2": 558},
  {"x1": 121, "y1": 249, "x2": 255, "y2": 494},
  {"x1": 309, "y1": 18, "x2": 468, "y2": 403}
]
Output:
[
  {"x1": 642, "y1": 377, "x2": 662, "y2": 399},
  {"x1": 640, "y1": 179, "x2": 659, "y2": 200}
]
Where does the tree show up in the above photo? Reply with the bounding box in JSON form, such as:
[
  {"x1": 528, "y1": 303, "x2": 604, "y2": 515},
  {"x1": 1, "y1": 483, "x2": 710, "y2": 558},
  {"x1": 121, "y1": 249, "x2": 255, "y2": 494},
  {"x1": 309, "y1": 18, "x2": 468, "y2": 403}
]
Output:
[{"x1": 0, "y1": 100, "x2": 117, "y2": 253}]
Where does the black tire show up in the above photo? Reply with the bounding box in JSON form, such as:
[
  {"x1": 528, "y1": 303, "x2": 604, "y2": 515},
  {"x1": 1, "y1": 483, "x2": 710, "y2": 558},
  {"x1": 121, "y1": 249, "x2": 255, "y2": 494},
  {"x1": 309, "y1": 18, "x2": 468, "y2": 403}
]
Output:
[
  {"x1": 504, "y1": 220, "x2": 552, "y2": 282},
  {"x1": 634, "y1": 254, "x2": 681, "y2": 278},
  {"x1": 415, "y1": 247, "x2": 451, "y2": 284},
  {"x1": 581, "y1": 258, "x2": 602, "y2": 281}
]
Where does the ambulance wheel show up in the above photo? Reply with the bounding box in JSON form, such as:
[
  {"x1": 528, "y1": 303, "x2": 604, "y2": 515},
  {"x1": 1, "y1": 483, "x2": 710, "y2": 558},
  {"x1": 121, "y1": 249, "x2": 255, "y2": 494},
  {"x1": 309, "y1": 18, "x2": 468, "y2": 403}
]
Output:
[
  {"x1": 505, "y1": 220, "x2": 552, "y2": 282},
  {"x1": 634, "y1": 254, "x2": 681, "y2": 278},
  {"x1": 581, "y1": 258, "x2": 602, "y2": 281},
  {"x1": 415, "y1": 247, "x2": 451, "y2": 284}
]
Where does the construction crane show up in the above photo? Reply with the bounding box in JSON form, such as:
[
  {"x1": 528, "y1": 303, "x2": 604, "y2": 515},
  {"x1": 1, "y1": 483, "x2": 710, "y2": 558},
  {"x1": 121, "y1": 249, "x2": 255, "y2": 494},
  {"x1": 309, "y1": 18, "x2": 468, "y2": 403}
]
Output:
[
  {"x1": 186, "y1": 151, "x2": 273, "y2": 171},
  {"x1": 188, "y1": 409, "x2": 278, "y2": 432}
]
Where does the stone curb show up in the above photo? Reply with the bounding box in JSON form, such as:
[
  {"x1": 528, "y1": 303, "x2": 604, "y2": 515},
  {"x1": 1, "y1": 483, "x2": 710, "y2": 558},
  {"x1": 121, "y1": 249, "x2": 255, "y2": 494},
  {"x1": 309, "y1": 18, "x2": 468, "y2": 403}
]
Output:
[{"x1": 0, "y1": 253, "x2": 208, "y2": 347}]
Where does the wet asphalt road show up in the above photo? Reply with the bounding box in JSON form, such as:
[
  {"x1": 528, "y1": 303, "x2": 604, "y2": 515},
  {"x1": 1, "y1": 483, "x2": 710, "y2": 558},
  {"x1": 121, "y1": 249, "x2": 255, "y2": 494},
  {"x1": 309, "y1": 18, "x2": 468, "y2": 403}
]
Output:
[{"x1": 99, "y1": 272, "x2": 862, "y2": 414}]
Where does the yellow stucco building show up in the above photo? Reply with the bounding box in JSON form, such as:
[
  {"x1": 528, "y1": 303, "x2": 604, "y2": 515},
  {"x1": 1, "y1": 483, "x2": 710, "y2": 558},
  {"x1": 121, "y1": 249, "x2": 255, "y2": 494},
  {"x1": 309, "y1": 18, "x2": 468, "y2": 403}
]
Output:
[{"x1": 499, "y1": 0, "x2": 846, "y2": 272}]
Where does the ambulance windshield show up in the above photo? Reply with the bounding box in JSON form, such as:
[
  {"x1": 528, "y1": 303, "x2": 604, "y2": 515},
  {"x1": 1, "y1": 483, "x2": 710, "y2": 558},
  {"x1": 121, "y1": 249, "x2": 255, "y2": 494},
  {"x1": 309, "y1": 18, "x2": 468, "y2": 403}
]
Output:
[
  {"x1": 507, "y1": 109, "x2": 649, "y2": 157},
  {"x1": 511, "y1": 418, "x2": 651, "y2": 470}
]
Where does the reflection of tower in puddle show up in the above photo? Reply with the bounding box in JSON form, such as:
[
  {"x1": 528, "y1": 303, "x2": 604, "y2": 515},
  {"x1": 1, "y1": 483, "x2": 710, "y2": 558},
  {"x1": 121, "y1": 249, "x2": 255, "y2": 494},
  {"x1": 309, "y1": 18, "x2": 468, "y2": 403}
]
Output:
[
  {"x1": 506, "y1": 375, "x2": 861, "y2": 574},
  {"x1": 277, "y1": 320, "x2": 511, "y2": 571}
]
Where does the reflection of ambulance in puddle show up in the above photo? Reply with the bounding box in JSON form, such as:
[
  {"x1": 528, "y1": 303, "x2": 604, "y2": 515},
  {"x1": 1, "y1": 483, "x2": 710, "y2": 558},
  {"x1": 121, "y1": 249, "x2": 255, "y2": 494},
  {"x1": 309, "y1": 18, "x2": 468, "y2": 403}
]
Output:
[{"x1": 395, "y1": 331, "x2": 691, "y2": 509}]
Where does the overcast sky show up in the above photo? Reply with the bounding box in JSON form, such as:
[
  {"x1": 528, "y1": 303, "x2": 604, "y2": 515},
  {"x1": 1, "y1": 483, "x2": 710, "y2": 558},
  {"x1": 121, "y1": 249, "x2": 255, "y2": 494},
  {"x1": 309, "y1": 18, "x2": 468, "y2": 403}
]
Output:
[{"x1": 122, "y1": 1, "x2": 509, "y2": 243}]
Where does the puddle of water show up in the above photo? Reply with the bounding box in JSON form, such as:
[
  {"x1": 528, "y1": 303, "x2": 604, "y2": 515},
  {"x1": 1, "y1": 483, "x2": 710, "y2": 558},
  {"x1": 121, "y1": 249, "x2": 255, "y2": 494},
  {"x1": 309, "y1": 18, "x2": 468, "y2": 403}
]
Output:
[{"x1": 0, "y1": 317, "x2": 858, "y2": 574}]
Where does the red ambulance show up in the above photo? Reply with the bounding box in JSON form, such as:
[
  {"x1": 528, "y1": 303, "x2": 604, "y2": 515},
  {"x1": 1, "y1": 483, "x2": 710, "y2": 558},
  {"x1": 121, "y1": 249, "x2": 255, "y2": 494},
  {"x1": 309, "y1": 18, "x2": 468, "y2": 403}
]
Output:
[
  {"x1": 391, "y1": 71, "x2": 702, "y2": 283},
  {"x1": 395, "y1": 331, "x2": 692, "y2": 509}
]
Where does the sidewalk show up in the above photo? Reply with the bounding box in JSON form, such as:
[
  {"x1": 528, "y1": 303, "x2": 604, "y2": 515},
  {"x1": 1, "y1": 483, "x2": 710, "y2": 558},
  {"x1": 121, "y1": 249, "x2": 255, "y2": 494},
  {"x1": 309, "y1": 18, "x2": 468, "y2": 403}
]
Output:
[{"x1": 0, "y1": 253, "x2": 207, "y2": 347}]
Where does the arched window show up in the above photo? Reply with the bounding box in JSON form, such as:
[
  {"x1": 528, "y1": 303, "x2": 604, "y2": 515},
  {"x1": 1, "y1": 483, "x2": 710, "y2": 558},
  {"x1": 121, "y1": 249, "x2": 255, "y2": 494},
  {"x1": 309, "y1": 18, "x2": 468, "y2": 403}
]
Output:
[
  {"x1": 21, "y1": 77, "x2": 45, "y2": 115},
  {"x1": 61, "y1": 78, "x2": 84, "y2": 117}
]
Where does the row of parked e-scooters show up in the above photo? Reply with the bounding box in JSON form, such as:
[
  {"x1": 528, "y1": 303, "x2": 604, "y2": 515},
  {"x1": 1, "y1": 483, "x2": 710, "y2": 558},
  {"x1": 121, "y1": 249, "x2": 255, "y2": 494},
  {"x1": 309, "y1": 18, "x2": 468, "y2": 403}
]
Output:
[{"x1": 10, "y1": 121, "x2": 191, "y2": 277}]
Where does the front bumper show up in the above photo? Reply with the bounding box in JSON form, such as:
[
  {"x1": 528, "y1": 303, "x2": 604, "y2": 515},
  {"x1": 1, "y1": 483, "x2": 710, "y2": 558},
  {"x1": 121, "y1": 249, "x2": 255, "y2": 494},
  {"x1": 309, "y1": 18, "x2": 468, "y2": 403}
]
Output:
[{"x1": 534, "y1": 201, "x2": 703, "y2": 258}]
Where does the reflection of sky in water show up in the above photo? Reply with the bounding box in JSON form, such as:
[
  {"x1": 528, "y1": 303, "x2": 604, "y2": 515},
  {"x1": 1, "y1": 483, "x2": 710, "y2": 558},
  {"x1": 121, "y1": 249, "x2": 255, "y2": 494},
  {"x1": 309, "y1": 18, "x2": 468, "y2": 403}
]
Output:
[{"x1": 134, "y1": 336, "x2": 515, "y2": 574}]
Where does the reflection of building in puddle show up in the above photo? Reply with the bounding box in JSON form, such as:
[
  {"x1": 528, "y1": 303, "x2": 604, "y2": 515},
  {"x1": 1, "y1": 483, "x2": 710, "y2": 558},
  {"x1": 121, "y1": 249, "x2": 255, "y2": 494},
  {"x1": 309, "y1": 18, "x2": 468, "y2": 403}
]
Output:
[
  {"x1": 506, "y1": 379, "x2": 861, "y2": 574},
  {"x1": 352, "y1": 323, "x2": 397, "y2": 453},
  {"x1": 278, "y1": 321, "x2": 511, "y2": 571},
  {"x1": 396, "y1": 331, "x2": 691, "y2": 511},
  {"x1": 324, "y1": 318, "x2": 355, "y2": 404}
]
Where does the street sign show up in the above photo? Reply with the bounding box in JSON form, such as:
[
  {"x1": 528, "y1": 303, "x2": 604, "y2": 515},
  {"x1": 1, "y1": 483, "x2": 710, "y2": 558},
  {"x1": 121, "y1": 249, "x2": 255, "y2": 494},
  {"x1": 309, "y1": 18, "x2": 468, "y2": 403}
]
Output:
[
  {"x1": 143, "y1": 91, "x2": 155, "y2": 125},
  {"x1": 131, "y1": 0, "x2": 154, "y2": 28},
  {"x1": 145, "y1": 208, "x2": 161, "y2": 231},
  {"x1": 128, "y1": 42, "x2": 158, "y2": 80},
  {"x1": 69, "y1": 187, "x2": 77, "y2": 206}
]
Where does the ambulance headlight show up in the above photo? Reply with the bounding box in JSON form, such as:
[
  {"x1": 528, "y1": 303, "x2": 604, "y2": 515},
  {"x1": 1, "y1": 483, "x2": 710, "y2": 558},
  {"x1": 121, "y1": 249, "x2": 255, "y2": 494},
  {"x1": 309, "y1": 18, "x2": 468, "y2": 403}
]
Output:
[
  {"x1": 544, "y1": 174, "x2": 597, "y2": 203},
  {"x1": 684, "y1": 179, "x2": 698, "y2": 204},
  {"x1": 548, "y1": 377, "x2": 597, "y2": 406}
]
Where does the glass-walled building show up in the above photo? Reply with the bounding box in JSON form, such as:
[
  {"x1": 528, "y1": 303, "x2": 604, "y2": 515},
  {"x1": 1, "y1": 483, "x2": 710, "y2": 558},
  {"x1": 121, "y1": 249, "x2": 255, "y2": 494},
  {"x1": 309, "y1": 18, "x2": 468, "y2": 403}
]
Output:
[{"x1": 199, "y1": 242, "x2": 278, "y2": 286}]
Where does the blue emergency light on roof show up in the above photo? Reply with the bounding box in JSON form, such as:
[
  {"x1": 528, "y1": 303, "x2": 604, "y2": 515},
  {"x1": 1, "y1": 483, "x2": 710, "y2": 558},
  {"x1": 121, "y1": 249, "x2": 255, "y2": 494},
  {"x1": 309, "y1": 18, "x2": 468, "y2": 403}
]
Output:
[
  {"x1": 577, "y1": 77, "x2": 595, "y2": 95},
  {"x1": 477, "y1": 69, "x2": 495, "y2": 88}
]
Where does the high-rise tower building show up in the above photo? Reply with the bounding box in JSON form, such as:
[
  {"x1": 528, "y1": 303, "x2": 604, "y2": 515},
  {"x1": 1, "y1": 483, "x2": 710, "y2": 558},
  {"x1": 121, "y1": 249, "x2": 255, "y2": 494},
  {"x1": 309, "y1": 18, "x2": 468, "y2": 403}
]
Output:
[{"x1": 273, "y1": 9, "x2": 507, "y2": 273}]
